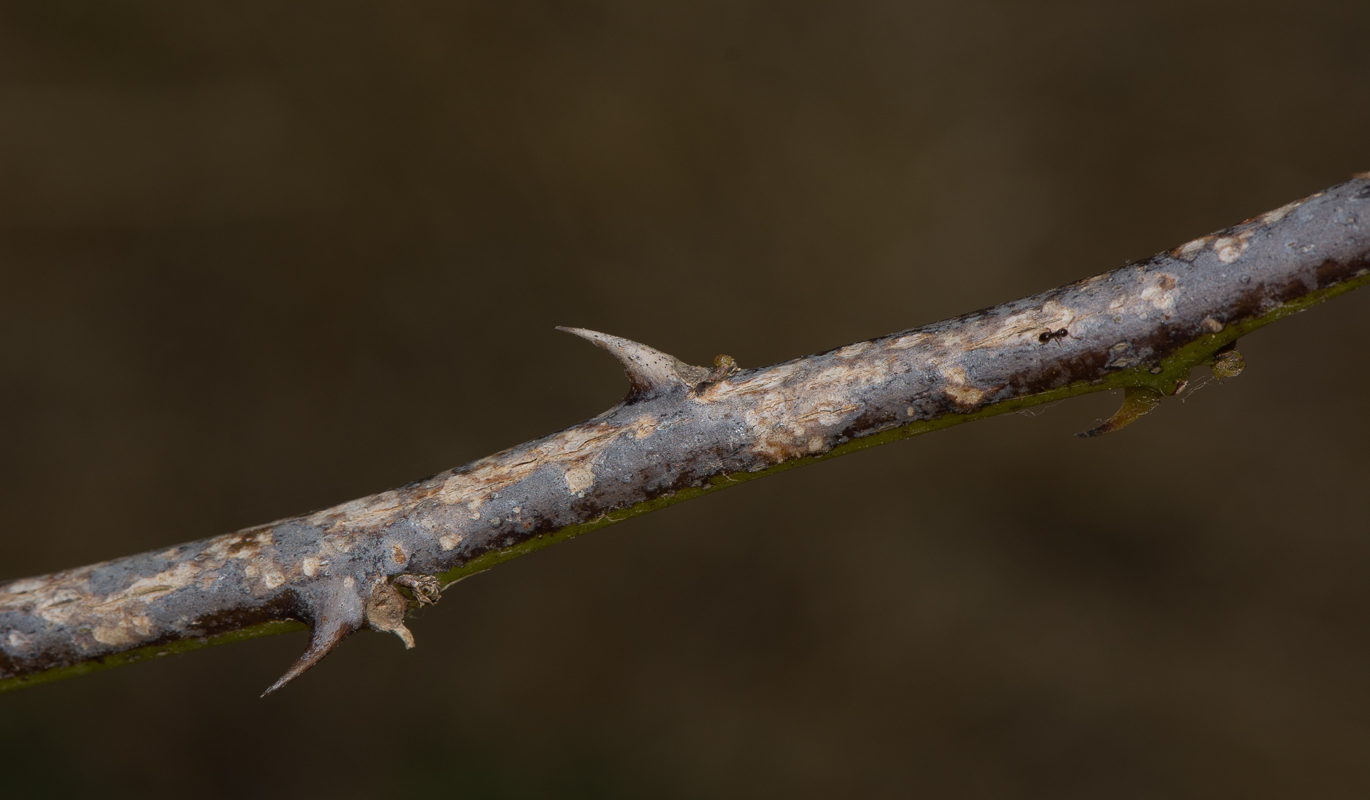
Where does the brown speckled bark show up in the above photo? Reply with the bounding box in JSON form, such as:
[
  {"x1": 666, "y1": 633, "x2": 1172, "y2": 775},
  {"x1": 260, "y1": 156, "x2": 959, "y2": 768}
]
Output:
[{"x1": 4, "y1": 177, "x2": 1369, "y2": 695}]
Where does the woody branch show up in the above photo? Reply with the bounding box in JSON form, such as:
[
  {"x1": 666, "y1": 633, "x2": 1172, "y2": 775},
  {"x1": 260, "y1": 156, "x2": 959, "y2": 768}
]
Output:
[{"x1": 3, "y1": 176, "x2": 1368, "y2": 696}]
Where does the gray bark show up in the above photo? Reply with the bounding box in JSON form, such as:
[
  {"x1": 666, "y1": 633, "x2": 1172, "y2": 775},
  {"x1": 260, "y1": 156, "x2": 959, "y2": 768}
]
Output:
[{"x1": 3, "y1": 176, "x2": 1369, "y2": 695}]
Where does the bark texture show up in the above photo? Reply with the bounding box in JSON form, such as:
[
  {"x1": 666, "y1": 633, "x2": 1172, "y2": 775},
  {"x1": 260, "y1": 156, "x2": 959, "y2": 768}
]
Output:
[{"x1": 4, "y1": 177, "x2": 1369, "y2": 695}]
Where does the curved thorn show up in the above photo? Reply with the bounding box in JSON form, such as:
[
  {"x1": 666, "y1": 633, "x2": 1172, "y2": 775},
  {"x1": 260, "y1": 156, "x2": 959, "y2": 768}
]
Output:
[
  {"x1": 1077, "y1": 386, "x2": 1164, "y2": 438},
  {"x1": 556, "y1": 327, "x2": 710, "y2": 400},
  {"x1": 261, "y1": 578, "x2": 367, "y2": 697},
  {"x1": 261, "y1": 611, "x2": 359, "y2": 697}
]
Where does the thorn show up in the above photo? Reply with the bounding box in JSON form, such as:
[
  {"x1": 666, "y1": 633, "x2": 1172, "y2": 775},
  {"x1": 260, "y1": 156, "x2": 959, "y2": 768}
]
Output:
[
  {"x1": 1076, "y1": 386, "x2": 1164, "y2": 438},
  {"x1": 557, "y1": 327, "x2": 710, "y2": 401},
  {"x1": 261, "y1": 610, "x2": 361, "y2": 697},
  {"x1": 261, "y1": 578, "x2": 366, "y2": 697}
]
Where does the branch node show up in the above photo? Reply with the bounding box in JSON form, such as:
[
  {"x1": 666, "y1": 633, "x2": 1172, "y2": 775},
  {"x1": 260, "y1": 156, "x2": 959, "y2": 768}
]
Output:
[{"x1": 365, "y1": 581, "x2": 417, "y2": 650}]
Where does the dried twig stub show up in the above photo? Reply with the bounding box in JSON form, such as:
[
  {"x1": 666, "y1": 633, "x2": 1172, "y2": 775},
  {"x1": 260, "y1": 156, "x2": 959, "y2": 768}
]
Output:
[{"x1": 365, "y1": 583, "x2": 415, "y2": 650}]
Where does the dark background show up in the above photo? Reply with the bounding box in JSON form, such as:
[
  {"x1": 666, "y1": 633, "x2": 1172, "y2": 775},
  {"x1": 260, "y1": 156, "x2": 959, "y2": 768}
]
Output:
[{"x1": 2, "y1": 2, "x2": 1369, "y2": 797}]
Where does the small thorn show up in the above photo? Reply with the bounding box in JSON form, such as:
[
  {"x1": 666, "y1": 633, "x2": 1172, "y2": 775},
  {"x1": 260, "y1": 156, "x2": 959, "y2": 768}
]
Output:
[
  {"x1": 262, "y1": 578, "x2": 367, "y2": 697},
  {"x1": 262, "y1": 610, "x2": 360, "y2": 697},
  {"x1": 1077, "y1": 386, "x2": 1164, "y2": 438},
  {"x1": 557, "y1": 327, "x2": 710, "y2": 400}
]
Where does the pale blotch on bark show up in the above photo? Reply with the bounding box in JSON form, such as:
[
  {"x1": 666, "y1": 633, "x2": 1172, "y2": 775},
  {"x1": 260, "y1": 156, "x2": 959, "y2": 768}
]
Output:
[
  {"x1": 942, "y1": 366, "x2": 991, "y2": 407},
  {"x1": 1214, "y1": 233, "x2": 1252, "y2": 264},
  {"x1": 835, "y1": 341, "x2": 872, "y2": 359},
  {"x1": 565, "y1": 466, "x2": 595, "y2": 494},
  {"x1": 888, "y1": 332, "x2": 931, "y2": 351},
  {"x1": 1139, "y1": 273, "x2": 1180, "y2": 313},
  {"x1": 1259, "y1": 199, "x2": 1304, "y2": 225},
  {"x1": 1173, "y1": 236, "x2": 1214, "y2": 260},
  {"x1": 628, "y1": 414, "x2": 660, "y2": 440},
  {"x1": 93, "y1": 626, "x2": 130, "y2": 647}
]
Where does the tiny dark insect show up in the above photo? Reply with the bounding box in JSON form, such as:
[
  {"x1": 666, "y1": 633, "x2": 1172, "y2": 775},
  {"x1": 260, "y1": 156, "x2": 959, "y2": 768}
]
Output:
[{"x1": 1038, "y1": 328, "x2": 1070, "y2": 346}]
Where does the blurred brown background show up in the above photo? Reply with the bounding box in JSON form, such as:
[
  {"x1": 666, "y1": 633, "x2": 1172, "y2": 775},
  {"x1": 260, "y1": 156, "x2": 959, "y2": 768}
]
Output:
[{"x1": 2, "y1": 1, "x2": 1369, "y2": 797}]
